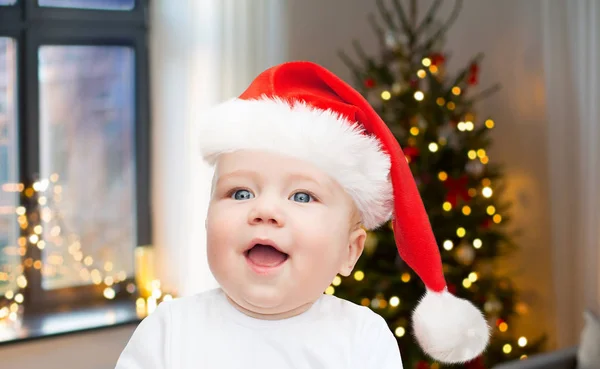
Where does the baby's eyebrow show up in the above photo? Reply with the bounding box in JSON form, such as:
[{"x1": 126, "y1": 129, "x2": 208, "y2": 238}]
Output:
[{"x1": 215, "y1": 169, "x2": 258, "y2": 185}]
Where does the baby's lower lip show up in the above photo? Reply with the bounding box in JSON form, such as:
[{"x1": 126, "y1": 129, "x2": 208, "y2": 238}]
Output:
[{"x1": 245, "y1": 254, "x2": 288, "y2": 275}]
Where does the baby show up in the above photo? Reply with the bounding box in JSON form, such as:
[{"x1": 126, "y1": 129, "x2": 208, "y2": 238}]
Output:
[{"x1": 115, "y1": 61, "x2": 489, "y2": 369}]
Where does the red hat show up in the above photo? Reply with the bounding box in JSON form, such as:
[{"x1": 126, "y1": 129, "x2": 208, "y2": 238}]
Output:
[{"x1": 198, "y1": 61, "x2": 489, "y2": 363}]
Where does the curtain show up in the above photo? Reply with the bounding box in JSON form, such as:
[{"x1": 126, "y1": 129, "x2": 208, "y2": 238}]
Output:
[
  {"x1": 149, "y1": 0, "x2": 288, "y2": 297},
  {"x1": 542, "y1": 0, "x2": 600, "y2": 348}
]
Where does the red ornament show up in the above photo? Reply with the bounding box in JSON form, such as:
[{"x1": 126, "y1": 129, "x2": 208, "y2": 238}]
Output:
[
  {"x1": 448, "y1": 283, "x2": 457, "y2": 294},
  {"x1": 467, "y1": 63, "x2": 479, "y2": 86},
  {"x1": 480, "y1": 218, "x2": 492, "y2": 229},
  {"x1": 364, "y1": 78, "x2": 376, "y2": 88},
  {"x1": 415, "y1": 360, "x2": 430, "y2": 369},
  {"x1": 465, "y1": 356, "x2": 486, "y2": 369},
  {"x1": 409, "y1": 78, "x2": 419, "y2": 88},
  {"x1": 443, "y1": 175, "x2": 470, "y2": 206},
  {"x1": 430, "y1": 52, "x2": 446, "y2": 66},
  {"x1": 403, "y1": 146, "x2": 420, "y2": 162}
]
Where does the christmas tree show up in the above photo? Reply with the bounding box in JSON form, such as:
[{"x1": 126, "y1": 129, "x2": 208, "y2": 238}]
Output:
[{"x1": 332, "y1": 0, "x2": 546, "y2": 367}]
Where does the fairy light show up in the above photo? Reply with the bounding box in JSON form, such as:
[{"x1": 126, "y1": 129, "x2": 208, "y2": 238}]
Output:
[
  {"x1": 436, "y1": 97, "x2": 445, "y2": 106},
  {"x1": 325, "y1": 286, "x2": 335, "y2": 295},
  {"x1": 332, "y1": 275, "x2": 342, "y2": 286},
  {"x1": 443, "y1": 201, "x2": 452, "y2": 211},
  {"x1": 401, "y1": 272, "x2": 411, "y2": 282},
  {"x1": 428, "y1": 142, "x2": 439, "y2": 152},
  {"x1": 457, "y1": 227, "x2": 466, "y2": 237},
  {"x1": 482, "y1": 186, "x2": 493, "y2": 198},
  {"x1": 429, "y1": 65, "x2": 438, "y2": 74},
  {"x1": 493, "y1": 214, "x2": 503, "y2": 223},
  {"x1": 452, "y1": 86, "x2": 461, "y2": 95},
  {"x1": 481, "y1": 156, "x2": 490, "y2": 164},
  {"x1": 485, "y1": 119, "x2": 495, "y2": 128},
  {"x1": 381, "y1": 91, "x2": 391, "y2": 100},
  {"x1": 503, "y1": 344, "x2": 512, "y2": 354},
  {"x1": 462, "y1": 279, "x2": 472, "y2": 288},
  {"x1": 417, "y1": 69, "x2": 427, "y2": 78},
  {"x1": 414, "y1": 91, "x2": 424, "y2": 101},
  {"x1": 499, "y1": 322, "x2": 508, "y2": 332},
  {"x1": 389, "y1": 296, "x2": 400, "y2": 307},
  {"x1": 518, "y1": 337, "x2": 528, "y2": 347},
  {"x1": 447, "y1": 102, "x2": 456, "y2": 110},
  {"x1": 354, "y1": 270, "x2": 365, "y2": 281},
  {"x1": 469, "y1": 272, "x2": 478, "y2": 282},
  {"x1": 410, "y1": 127, "x2": 419, "y2": 136},
  {"x1": 462, "y1": 206, "x2": 471, "y2": 215},
  {"x1": 395, "y1": 326, "x2": 406, "y2": 337},
  {"x1": 422, "y1": 57, "x2": 431, "y2": 67},
  {"x1": 465, "y1": 121, "x2": 474, "y2": 131},
  {"x1": 438, "y1": 171, "x2": 448, "y2": 181},
  {"x1": 443, "y1": 240, "x2": 454, "y2": 251},
  {"x1": 468, "y1": 150, "x2": 477, "y2": 159},
  {"x1": 473, "y1": 239, "x2": 483, "y2": 249}
]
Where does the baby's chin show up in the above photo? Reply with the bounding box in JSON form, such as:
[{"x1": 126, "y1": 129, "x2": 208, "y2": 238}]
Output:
[{"x1": 227, "y1": 287, "x2": 317, "y2": 320}]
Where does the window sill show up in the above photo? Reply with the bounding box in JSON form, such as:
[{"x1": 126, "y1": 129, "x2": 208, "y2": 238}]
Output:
[{"x1": 0, "y1": 299, "x2": 142, "y2": 346}]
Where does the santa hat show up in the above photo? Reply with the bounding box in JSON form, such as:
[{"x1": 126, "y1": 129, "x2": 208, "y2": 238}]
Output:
[{"x1": 197, "y1": 61, "x2": 489, "y2": 363}]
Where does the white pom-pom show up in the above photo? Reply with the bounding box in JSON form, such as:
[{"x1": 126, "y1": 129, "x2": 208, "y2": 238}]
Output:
[{"x1": 412, "y1": 289, "x2": 490, "y2": 363}]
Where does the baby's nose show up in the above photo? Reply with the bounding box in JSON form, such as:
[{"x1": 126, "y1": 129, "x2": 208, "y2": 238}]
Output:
[{"x1": 248, "y1": 201, "x2": 285, "y2": 227}]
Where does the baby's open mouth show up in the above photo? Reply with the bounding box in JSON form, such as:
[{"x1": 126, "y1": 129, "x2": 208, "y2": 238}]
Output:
[{"x1": 245, "y1": 244, "x2": 289, "y2": 268}]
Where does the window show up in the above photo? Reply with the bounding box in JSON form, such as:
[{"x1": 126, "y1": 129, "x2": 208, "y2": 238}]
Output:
[{"x1": 0, "y1": 0, "x2": 150, "y2": 339}]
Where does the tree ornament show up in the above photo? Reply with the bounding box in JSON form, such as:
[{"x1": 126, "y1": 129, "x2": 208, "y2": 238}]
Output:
[
  {"x1": 364, "y1": 78, "x2": 376, "y2": 88},
  {"x1": 415, "y1": 360, "x2": 430, "y2": 369},
  {"x1": 465, "y1": 356, "x2": 486, "y2": 369},
  {"x1": 443, "y1": 175, "x2": 470, "y2": 206},
  {"x1": 467, "y1": 63, "x2": 479, "y2": 85},
  {"x1": 429, "y1": 52, "x2": 446, "y2": 66},
  {"x1": 455, "y1": 242, "x2": 476, "y2": 265},
  {"x1": 466, "y1": 159, "x2": 485, "y2": 177},
  {"x1": 484, "y1": 297, "x2": 503, "y2": 314}
]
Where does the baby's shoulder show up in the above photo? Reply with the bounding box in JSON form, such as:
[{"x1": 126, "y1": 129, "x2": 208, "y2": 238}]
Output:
[{"x1": 316, "y1": 294, "x2": 390, "y2": 331}]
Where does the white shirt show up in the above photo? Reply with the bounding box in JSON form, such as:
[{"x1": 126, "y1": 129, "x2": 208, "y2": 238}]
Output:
[{"x1": 115, "y1": 288, "x2": 403, "y2": 369}]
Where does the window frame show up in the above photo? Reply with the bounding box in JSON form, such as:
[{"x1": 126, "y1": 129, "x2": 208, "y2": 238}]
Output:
[{"x1": 0, "y1": 0, "x2": 151, "y2": 316}]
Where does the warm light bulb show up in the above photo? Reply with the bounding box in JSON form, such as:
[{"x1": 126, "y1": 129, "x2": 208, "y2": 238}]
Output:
[
  {"x1": 14, "y1": 293, "x2": 24, "y2": 303},
  {"x1": 438, "y1": 171, "x2": 448, "y2": 181},
  {"x1": 493, "y1": 214, "x2": 502, "y2": 223},
  {"x1": 457, "y1": 227, "x2": 466, "y2": 237},
  {"x1": 381, "y1": 91, "x2": 391, "y2": 100},
  {"x1": 325, "y1": 286, "x2": 335, "y2": 295},
  {"x1": 503, "y1": 344, "x2": 512, "y2": 354},
  {"x1": 468, "y1": 272, "x2": 478, "y2": 282},
  {"x1": 395, "y1": 326, "x2": 406, "y2": 337},
  {"x1": 389, "y1": 296, "x2": 400, "y2": 307},
  {"x1": 332, "y1": 275, "x2": 342, "y2": 286},
  {"x1": 354, "y1": 270, "x2": 365, "y2": 281},
  {"x1": 462, "y1": 279, "x2": 472, "y2": 288},
  {"x1": 477, "y1": 149, "x2": 486, "y2": 158},
  {"x1": 414, "y1": 91, "x2": 424, "y2": 101},
  {"x1": 428, "y1": 142, "x2": 439, "y2": 152},
  {"x1": 499, "y1": 322, "x2": 508, "y2": 332},
  {"x1": 485, "y1": 119, "x2": 495, "y2": 128},
  {"x1": 452, "y1": 86, "x2": 461, "y2": 95},
  {"x1": 462, "y1": 206, "x2": 471, "y2": 215},
  {"x1": 468, "y1": 150, "x2": 477, "y2": 159},
  {"x1": 465, "y1": 121, "x2": 474, "y2": 131},
  {"x1": 443, "y1": 202, "x2": 452, "y2": 211},
  {"x1": 482, "y1": 186, "x2": 493, "y2": 198},
  {"x1": 401, "y1": 272, "x2": 411, "y2": 283},
  {"x1": 417, "y1": 69, "x2": 427, "y2": 78},
  {"x1": 422, "y1": 58, "x2": 431, "y2": 67},
  {"x1": 518, "y1": 337, "x2": 528, "y2": 347},
  {"x1": 486, "y1": 205, "x2": 496, "y2": 215},
  {"x1": 473, "y1": 239, "x2": 482, "y2": 249},
  {"x1": 443, "y1": 240, "x2": 454, "y2": 250},
  {"x1": 410, "y1": 127, "x2": 420, "y2": 136},
  {"x1": 436, "y1": 97, "x2": 445, "y2": 106},
  {"x1": 447, "y1": 102, "x2": 456, "y2": 110},
  {"x1": 103, "y1": 287, "x2": 116, "y2": 300},
  {"x1": 458, "y1": 122, "x2": 466, "y2": 131},
  {"x1": 429, "y1": 65, "x2": 438, "y2": 74}
]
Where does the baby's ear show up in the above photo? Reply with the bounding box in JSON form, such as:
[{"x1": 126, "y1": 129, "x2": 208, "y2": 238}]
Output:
[{"x1": 338, "y1": 227, "x2": 366, "y2": 277}]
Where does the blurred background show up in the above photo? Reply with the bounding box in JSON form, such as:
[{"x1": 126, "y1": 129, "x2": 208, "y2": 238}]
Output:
[{"x1": 0, "y1": 1, "x2": 598, "y2": 368}]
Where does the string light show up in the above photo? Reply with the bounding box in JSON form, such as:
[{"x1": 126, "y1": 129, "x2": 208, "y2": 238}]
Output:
[
  {"x1": 436, "y1": 97, "x2": 445, "y2": 106},
  {"x1": 417, "y1": 69, "x2": 427, "y2": 78},
  {"x1": 499, "y1": 322, "x2": 508, "y2": 332},
  {"x1": 503, "y1": 344, "x2": 512, "y2": 354},
  {"x1": 395, "y1": 326, "x2": 406, "y2": 337},
  {"x1": 332, "y1": 275, "x2": 342, "y2": 286},
  {"x1": 452, "y1": 86, "x2": 461, "y2": 95},
  {"x1": 456, "y1": 227, "x2": 466, "y2": 237},
  {"x1": 482, "y1": 186, "x2": 493, "y2": 198},
  {"x1": 473, "y1": 238, "x2": 483, "y2": 249},
  {"x1": 325, "y1": 286, "x2": 335, "y2": 295},
  {"x1": 429, "y1": 65, "x2": 438, "y2": 74},
  {"x1": 462, "y1": 279, "x2": 472, "y2": 288},
  {"x1": 438, "y1": 171, "x2": 448, "y2": 181},
  {"x1": 518, "y1": 337, "x2": 528, "y2": 347},
  {"x1": 493, "y1": 214, "x2": 503, "y2": 224},
  {"x1": 485, "y1": 119, "x2": 495, "y2": 128},
  {"x1": 443, "y1": 202, "x2": 452, "y2": 211},
  {"x1": 401, "y1": 272, "x2": 411, "y2": 282},
  {"x1": 428, "y1": 142, "x2": 439, "y2": 152},
  {"x1": 410, "y1": 127, "x2": 420, "y2": 136},
  {"x1": 414, "y1": 91, "x2": 424, "y2": 101},
  {"x1": 443, "y1": 240, "x2": 454, "y2": 250},
  {"x1": 354, "y1": 270, "x2": 365, "y2": 281},
  {"x1": 462, "y1": 206, "x2": 471, "y2": 215},
  {"x1": 447, "y1": 102, "x2": 456, "y2": 110},
  {"x1": 381, "y1": 91, "x2": 391, "y2": 100},
  {"x1": 468, "y1": 150, "x2": 477, "y2": 159},
  {"x1": 422, "y1": 57, "x2": 431, "y2": 67},
  {"x1": 389, "y1": 296, "x2": 400, "y2": 307}
]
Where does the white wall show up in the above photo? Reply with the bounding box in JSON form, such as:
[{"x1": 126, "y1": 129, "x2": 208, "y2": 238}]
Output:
[{"x1": 0, "y1": 1, "x2": 559, "y2": 367}]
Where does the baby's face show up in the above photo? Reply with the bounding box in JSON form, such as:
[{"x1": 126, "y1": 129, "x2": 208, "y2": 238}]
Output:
[{"x1": 206, "y1": 150, "x2": 365, "y2": 319}]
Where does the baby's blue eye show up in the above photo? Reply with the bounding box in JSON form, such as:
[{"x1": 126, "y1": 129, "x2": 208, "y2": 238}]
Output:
[
  {"x1": 290, "y1": 192, "x2": 313, "y2": 203},
  {"x1": 232, "y1": 189, "x2": 254, "y2": 200}
]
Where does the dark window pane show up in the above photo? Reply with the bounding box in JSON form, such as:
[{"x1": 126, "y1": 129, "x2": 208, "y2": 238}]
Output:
[
  {"x1": 0, "y1": 0, "x2": 17, "y2": 6},
  {"x1": 38, "y1": 0, "x2": 134, "y2": 11},
  {"x1": 0, "y1": 38, "x2": 20, "y2": 304},
  {"x1": 38, "y1": 45, "x2": 136, "y2": 290}
]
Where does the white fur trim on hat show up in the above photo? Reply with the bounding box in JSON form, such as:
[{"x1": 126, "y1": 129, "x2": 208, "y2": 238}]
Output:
[
  {"x1": 412, "y1": 289, "x2": 490, "y2": 363},
  {"x1": 197, "y1": 97, "x2": 393, "y2": 229}
]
